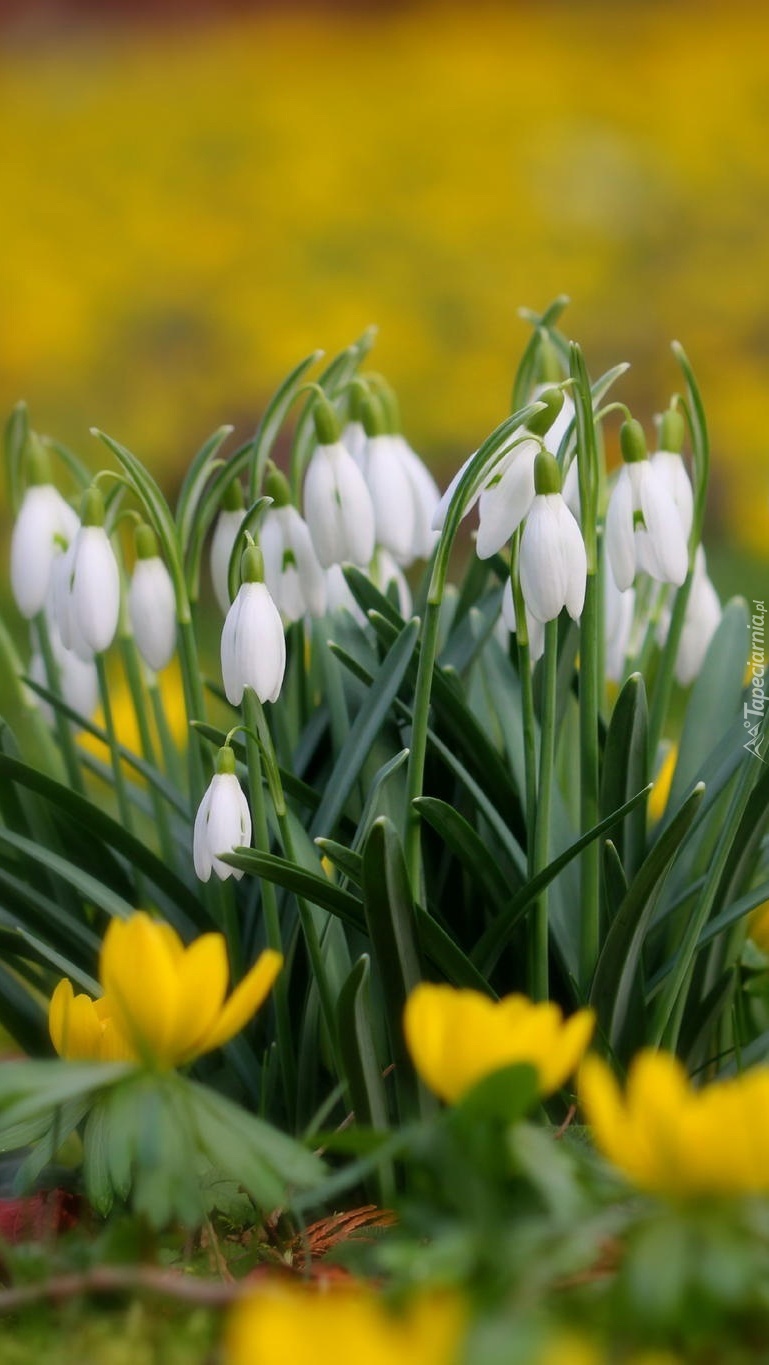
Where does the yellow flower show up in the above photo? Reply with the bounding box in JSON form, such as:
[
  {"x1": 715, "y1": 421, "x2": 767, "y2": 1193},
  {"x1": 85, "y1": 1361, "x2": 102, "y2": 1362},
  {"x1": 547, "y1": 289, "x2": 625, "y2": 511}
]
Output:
[
  {"x1": 580, "y1": 1050, "x2": 769, "y2": 1198},
  {"x1": 647, "y1": 743, "x2": 677, "y2": 825},
  {"x1": 49, "y1": 912, "x2": 282, "y2": 1070},
  {"x1": 403, "y1": 984, "x2": 594, "y2": 1104},
  {"x1": 48, "y1": 978, "x2": 137, "y2": 1063},
  {"x1": 225, "y1": 1283, "x2": 465, "y2": 1365},
  {"x1": 748, "y1": 898, "x2": 769, "y2": 954}
]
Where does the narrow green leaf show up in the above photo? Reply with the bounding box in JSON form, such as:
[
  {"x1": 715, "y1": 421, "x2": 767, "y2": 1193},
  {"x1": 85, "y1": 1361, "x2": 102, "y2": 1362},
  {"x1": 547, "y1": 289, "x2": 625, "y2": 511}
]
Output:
[
  {"x1": 223, "y1": 847, "x2": 366, "y2": 932},
  {"x1": 5, "y1": 401, "x2": 29, "y2": 514},
  {"x1": 361, "y1": 818, "x2": 426, "y2": 1121},
  {"x1": 414, "y1": 796, "x2": 511, "y2": 911},
  {"x1": 590, "y1": 783, "x2": 705, "y2": 1059},
  {"x1": 250, "y1": 347, "x2": 325, "y2": 500},
  {"x1": 310, "y1": 619, "x2": 419, "y2": 840},
  {"x1": 473, "y1": 784, "x2": 652, "y2": 975},
  {"x1": 176, "y1": 424, "x2": 234, "y2": 557},
  {"x1": 337, "y1": 955, "x2": 390, "y2": 1137},
  {"x1": 600, "y1": 672, "x2": 648, "y2": 879}
]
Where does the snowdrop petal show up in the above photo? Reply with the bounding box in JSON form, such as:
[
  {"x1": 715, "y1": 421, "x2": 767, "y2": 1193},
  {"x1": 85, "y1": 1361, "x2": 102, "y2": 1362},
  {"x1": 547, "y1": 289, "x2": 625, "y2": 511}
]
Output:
[
  {"x1": 605, "y1": 467, "x2": 636, "y2": 592},
  {"x1": 11, "y1": 485, "x2": 79, "y2": 619},
  {"x1": 476, "y1": 440, "x2": 538, "y2": 559},
  {"x1": 69, "y1": 526, "x2": 120, "y2": 658},
  {"x1": 193, "y1": 772, "x2": 251, "y2": 883},
  {"x1": 520, "y1": 494, "x2": 586, "y2": 623},
  {"x1": 364, "y1": 434, "x2": 416, "y2": 563},
  {"x1": 651, "y1": 450, "x2": 694, "y2": 542},
  {"x1": 391, "y1": 435, "x2": 440, "y2": 559},
  {"x1": 639, "y1": 464, "x2": 688, "y2": 587},
  {"x1": 129, "y1": 557, "x2": 177, "y2": 672},
  {"x1": 210, "y1": 509, "x2": 246, "y2": 617},
  {"x1": 432, "y1": 452, "x2": 478, "y2": 532},
  {"x1": 221, "y1": 582, "x2": 286, "y2": 706}
]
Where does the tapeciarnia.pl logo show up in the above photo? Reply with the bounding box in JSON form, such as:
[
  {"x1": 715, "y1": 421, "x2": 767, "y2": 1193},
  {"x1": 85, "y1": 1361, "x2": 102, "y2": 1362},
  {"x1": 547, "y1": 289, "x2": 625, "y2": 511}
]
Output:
[{"x1": 745, "y1": 599, "x2": 766, "y2": 762}]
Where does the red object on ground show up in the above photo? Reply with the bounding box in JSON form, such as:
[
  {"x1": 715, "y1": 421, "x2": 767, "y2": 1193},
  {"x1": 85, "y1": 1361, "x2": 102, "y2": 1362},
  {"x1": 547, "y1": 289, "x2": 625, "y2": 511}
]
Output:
[{"x1": 0, "y1": 1190, "x2": 79, "y2": 1243}]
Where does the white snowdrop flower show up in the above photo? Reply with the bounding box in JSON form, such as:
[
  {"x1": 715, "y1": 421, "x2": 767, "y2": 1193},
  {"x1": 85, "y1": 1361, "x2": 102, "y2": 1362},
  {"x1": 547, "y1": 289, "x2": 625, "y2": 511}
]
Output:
[
  {"x1": 604, "y1": 572, "x2": 636, "y2": 683},
  {"x1": 193, "y1": 746, "x2": 252, "y2": 883},
  {"x1": 261, "y1": 501, "x2": 327, "y2": 622},
  {"x1": 29, "y1": 624, "x2": 98, "y2": 726},
  {"x1": 50, "y1": 540, "x2": 92, "y2": 660},
  {"x1": 128, "y1": 525, "x2": 177, "y2": 672},
  {"x1": 500, "y1": 577, "x2": 545, "y2": 662},
  {"x1": 658, "y1": 546, "x2": 721, "y2": 687},
  {"x1": 605, "y1": 420, "x2": 689, "y2": 593},
  {"x1": 432, "y1": 387, "x2": 568, "y2": 558},
  {"x1": 363, "y1": 431, "x2": 417, "y2": 564},
  {"x1": 475, "y1": 437, "x2": 540, "y2": 559},
  {"x1": 221, "y1": 543, "x2": 286, "y2": 705},
  {"x1": 562, "y1": 457, "x2": 581, "y2": 522},
  {"x1": 60, "y1": 488, "x2": 120, "y2": 661},
  {"x1": 649, "y1": 408, "x2": 694, "y2": 543},
  {"x1": 303, "y1": 398, "x2": 376, "y2": 569},
  {"x1": 431, "y1": 448, "x2": 482, "y2": 533},
  {"x1": 534, "y1": 383, "x2": 575, "y2": 458},
  {"x1": 324, "y1": 564, "x2": 367, "y2": 626},
  {"x1": 210, "y1": 481, "x2": 246, "y2": 616},
  {"x1": 11, "y1": 482, "x2": 80, "y2": 620},
  {"x1": 519, "y1": 453, "x2": 587, "y2": 624},
  {"x1": 372, "y1": 547, "x2": 412, "y2": 618},
  {"x1": 390, "y1": 434, "x2": 440, "y2": 560},
  {"x1": 340, "y1": 419, "x2": 367, "y2": 467}
]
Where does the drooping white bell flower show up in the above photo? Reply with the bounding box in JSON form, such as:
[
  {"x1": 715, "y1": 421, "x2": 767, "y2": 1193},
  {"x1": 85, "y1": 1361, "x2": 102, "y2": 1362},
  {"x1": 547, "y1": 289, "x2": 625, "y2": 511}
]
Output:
[
  {"x1": 193, "y1": 745, "x2": 252, "y2": 882},
  {"x1": 210, "y1": 479, "x2": 246, "y2": 616},
  {"x1": 604, "y1": 572, "x2": 636, "y2": 683},
  {"x1": 11, "y1": 480, "x2": 80, "y2": 620},
  {"x1": 128, "y1": 524, "x2": 177, "y2": 672},
  {"x1": 340, "y1": 418, "x2": 367, "y2": 467},
  {"x1": 500, "y1": 577, "x2": 545, "y2": 662},
  {"x1": 364, "y1": 431, "x2": 418, "y2": 564},
  {"x1": 605, "y1": 419, "x2": 689, "y2": 593},
  {"x1": 649, "y1": 407, "x2": 694, "y2": 544},
  {"x1": 390, "y1": 433, "x2": 440, "y2": 560},
  {"x1": 657, "y1": 545, "x2": 721, "y2": 687},
  {"x1": 303, "y1": 441, "x2": 376, "y2": 568},
  {"x1": 261, "y1": 506, "x2": 327, "y2": 622},
  {"x1": 432, "y1": 387, "x2": 568, "y2": 558},
  {"x1": 28, "y1": 623, "x2": 99, "y2": 726},
  {"x1": 519, "y1": 453, "x2": 587, "y2": 623},
  {"x1": 221, "y1": 543, "x2": 286, "y2": 705},
  {"x1": 56, "y1": 487, "x2": 120, "y2": 662}
]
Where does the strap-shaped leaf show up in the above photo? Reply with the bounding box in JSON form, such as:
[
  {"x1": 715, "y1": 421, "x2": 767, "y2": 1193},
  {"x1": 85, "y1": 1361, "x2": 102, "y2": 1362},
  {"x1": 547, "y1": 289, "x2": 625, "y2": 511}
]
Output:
[
  {"x1": 590, "y1": 783, "x2": 705, "y2": 1059},
  {"x1": 175, "y1": 423, "x2": 234, "y2": 557},
  {"x1": 600, "y1": 672, "x2": 648, "y2": 879}
]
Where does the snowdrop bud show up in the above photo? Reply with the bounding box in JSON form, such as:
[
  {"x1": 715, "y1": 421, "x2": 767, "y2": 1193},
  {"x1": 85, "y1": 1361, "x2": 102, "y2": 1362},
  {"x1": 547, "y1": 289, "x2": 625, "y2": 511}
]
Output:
[
  {"x1": 210, "y1": 479, "x2": 246, "y2": 616},
  {"x1": 11, "y1": 445, "x2": 80, "y2": 619},
  {"x1": 64, "y1": 488, "x2": 120, "y2": 660},
  {"x1": 193, "y1": 745, "x2": 252, "y2": 882},
  {"x1": 128, "y1": 525, "x2": 177, "y2": 672},
  {"x1": 519, "y1": 455, "x2": 587, "y2": 623},
  {"x1": 220, "y1": 545, "x2": 286, "y2": 705}
]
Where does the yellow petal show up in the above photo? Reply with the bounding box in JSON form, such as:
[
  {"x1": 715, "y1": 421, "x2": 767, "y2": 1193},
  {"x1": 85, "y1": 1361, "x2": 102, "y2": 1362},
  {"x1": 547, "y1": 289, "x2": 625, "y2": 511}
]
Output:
[
  {"x1": 168, "y1": 933, "x2": 230, "y2": 1064},
  {"x1": 197, "y1": 949, "x2": 282, "y2": 1056},
  {"x1": 579, "y1": 1054, "x2": 630, "y2": 1171},
  {"x1": 100, "y1": 912, "x2": 182, "y2": 1066},
  {"x1": 49, "y1": 978, "x2": 106, "y2": 1061}
]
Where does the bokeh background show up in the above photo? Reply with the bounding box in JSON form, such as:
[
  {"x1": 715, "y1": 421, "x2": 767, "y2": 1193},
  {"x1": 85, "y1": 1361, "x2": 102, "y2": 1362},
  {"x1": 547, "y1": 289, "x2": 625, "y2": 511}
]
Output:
[{"x1": 2, "y1": 0, "x2": 768, "y2": 594}]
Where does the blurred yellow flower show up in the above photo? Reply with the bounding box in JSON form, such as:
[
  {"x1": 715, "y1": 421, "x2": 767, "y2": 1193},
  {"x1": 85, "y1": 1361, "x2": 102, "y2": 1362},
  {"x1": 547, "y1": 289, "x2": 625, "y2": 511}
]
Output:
[
  {"x1": 580, "y1": 1049, "x2": 769, "y2": 1197},
  {"x1": 403, "y1": 984, "x2": 594, "y2": 1104},
  {"x1": 748, "y1": 898, "x2": 769, "y2": 954},
  {"x1": 225, "y1": 1283, "x2": 465, "y2": 1365},
  {"x1": 49, "y1": 911, "x2": 282, "y2": 1070},
  {"x1": 647, "y1": 743, "x2": 677, "y2": 825}
]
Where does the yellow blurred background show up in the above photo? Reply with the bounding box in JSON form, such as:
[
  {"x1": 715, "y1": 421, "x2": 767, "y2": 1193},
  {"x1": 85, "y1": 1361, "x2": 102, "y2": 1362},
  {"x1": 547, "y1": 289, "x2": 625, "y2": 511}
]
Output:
[{"x1": 2, "y1": 0, "x2": 768, "y2": 568}]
